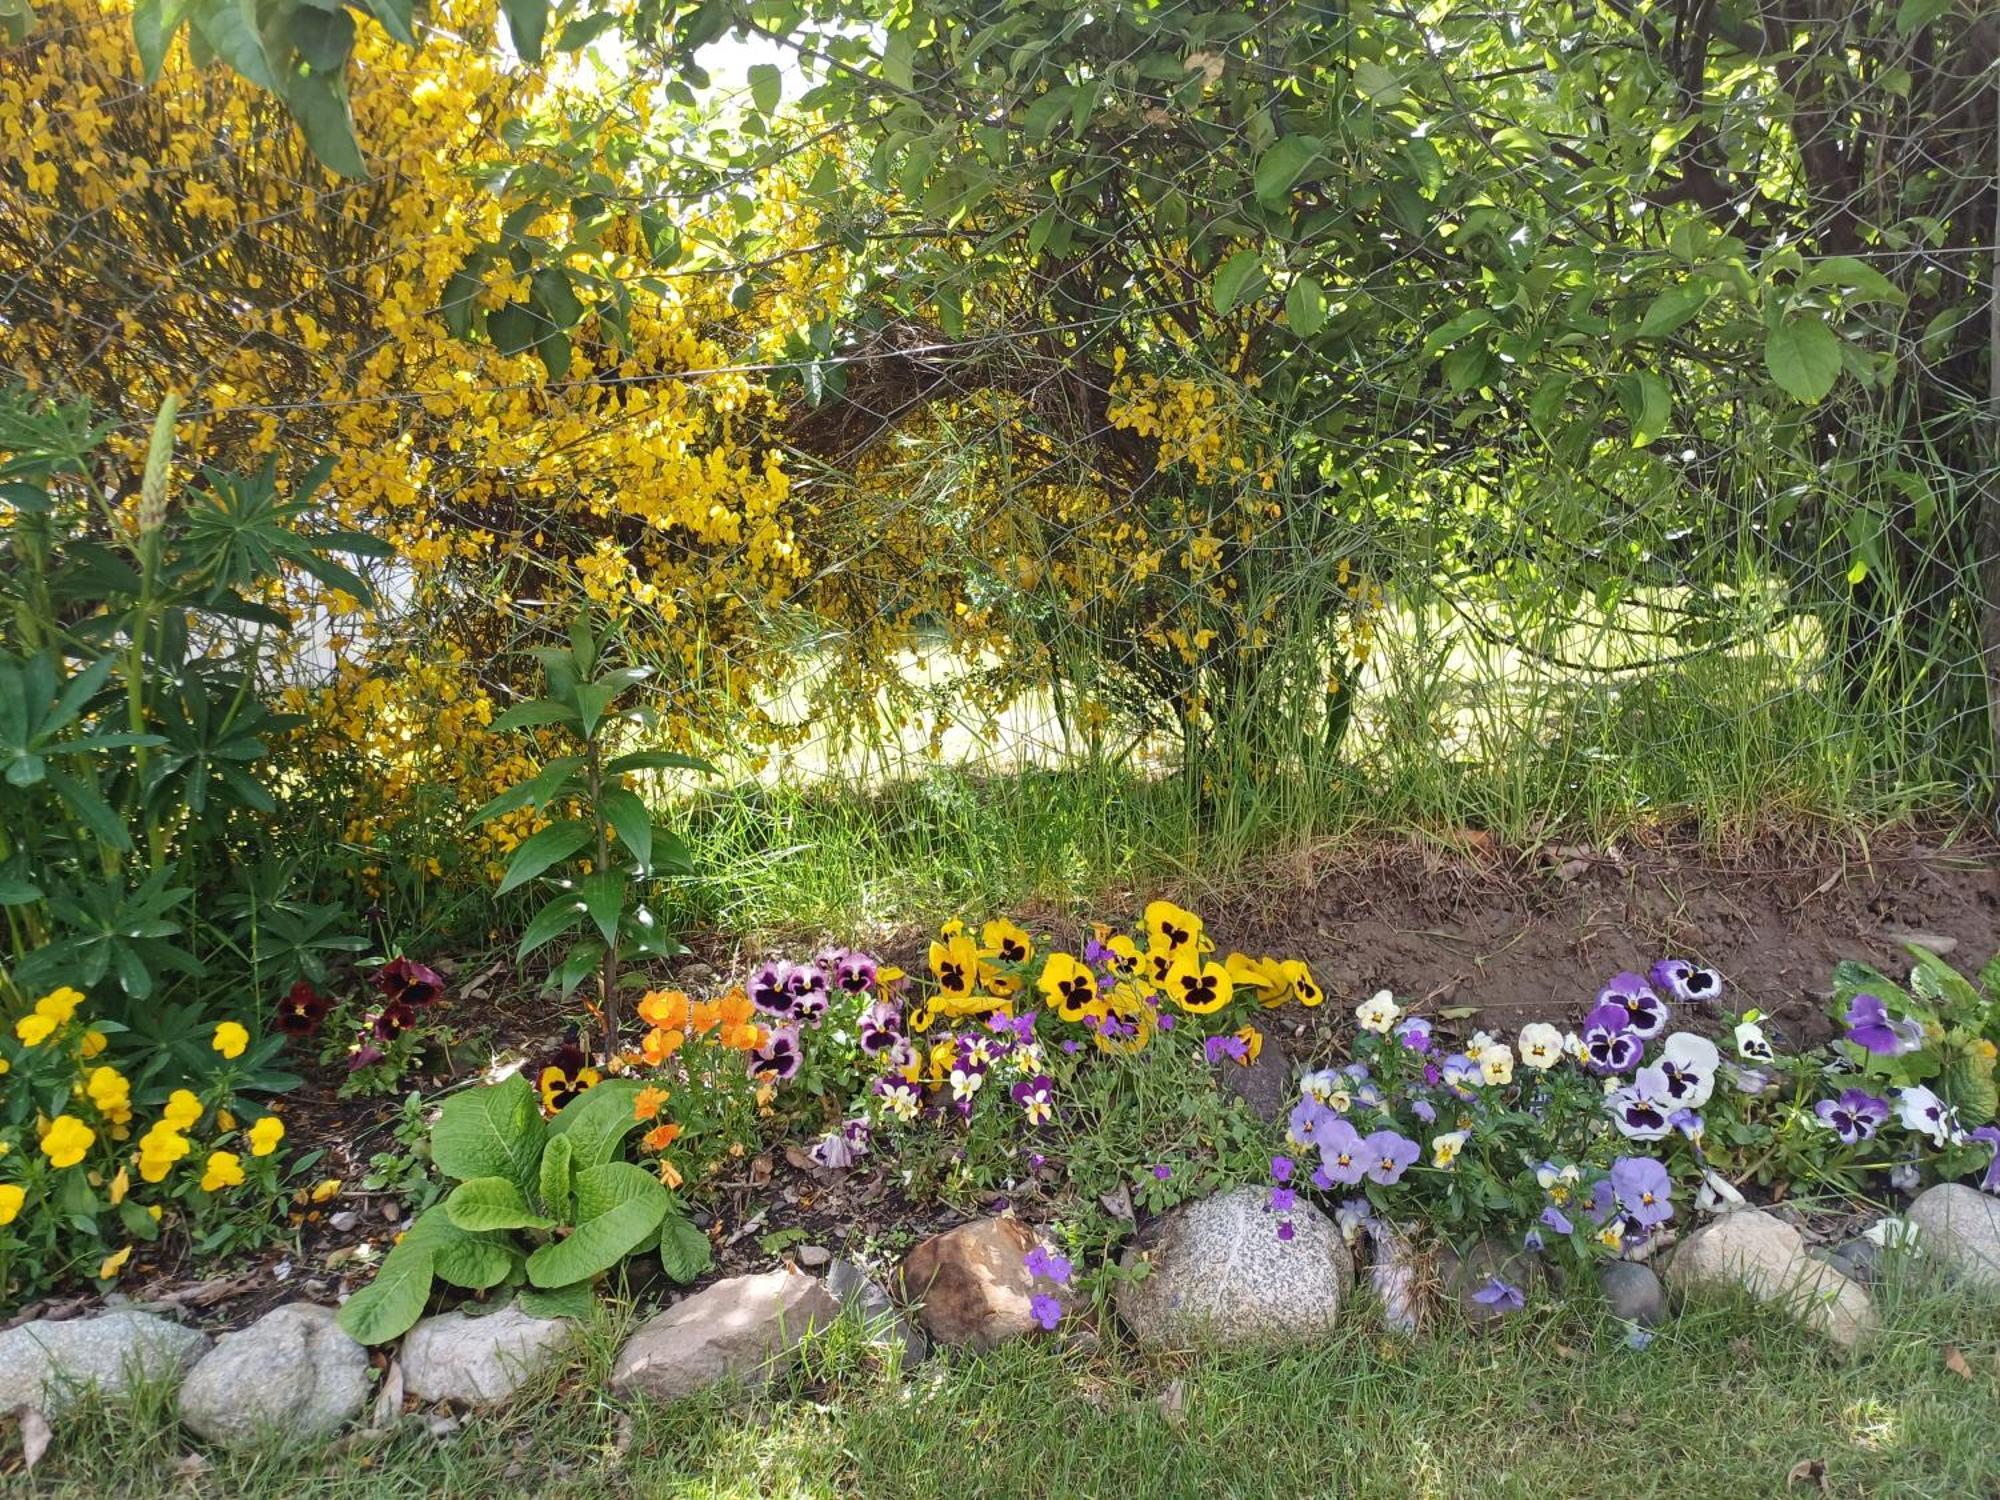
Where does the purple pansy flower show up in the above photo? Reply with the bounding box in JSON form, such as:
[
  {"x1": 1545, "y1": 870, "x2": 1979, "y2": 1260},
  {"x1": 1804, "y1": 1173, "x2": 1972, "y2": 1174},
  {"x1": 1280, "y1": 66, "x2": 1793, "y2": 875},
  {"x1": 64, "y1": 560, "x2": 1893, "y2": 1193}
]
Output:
[
  {"x1": 1029, "y1": 1293, "x2": 1062, "y2": 1331},
  {"x1": 1842, "y1": 994, "x2": 1925, "y2": 1057},
  {"x1": 1523, "y1": 1227, "x2": 1545, "y2": 1252},
  {"x1": 1361, "y1": 1129, "x2": 1419, "y2": 1185},
  {"x1": 1271, "y1": 1155, "x2": 1294, "y2": 1184},
  {"x1": 1276, "y1": 1220, "x2": 1296, "y2": 1242},
  {"x1": 1394, "y1": 1015, "x2": 1435, "y2": 1053},
  {"x1": 833, "y1": 950, "x2": 878, "y2": 994},
  {"x1": 1011, "y1": 1073, "x2": 1054, "y2": 1125},
  {"x1": 1024, "y1": 1246, "x2": 1072, "y2": 1284},
  {"x1": 1288, "y1": 1096, "x2": 1332, "y2": 1150},
  {"x1": 1440, "y1": 1053, "x2": 1480, "y2": 1099},
  {"x1": 1970, "y1": 1126, "x2": 2000, "y2": 1195},
  {"x1": 858, "y1": 1000, "x2": 903, "y2": 1054},
  {"x1": 747, "y1": 1025, "x2": 802, "y2": 1082},
  {"x1": 1270, "y1": 1186, "x2": 1297, "y2": 1214},
  {"x1": 1597, "y1": 972, "x2": 1669, "y2": 1039},
  {"x1": 1814, "y1": 1088, "x2": 1890, "y2": 1145},
  {"x1": 1609, "y1": 1156, "x2": 1673, "y2": 1227},
  {"x1": 1896, "y1": 1085, "x2": 1960, "y2": 1146},
  {"x1": 1317, "y1": 1118, "x2": 1369, "y2": 1185},
  {"x1": 1582, "y1": 1004, "x2": 1644, "y2": 1074},
  {"x1": 1470, "y1": 1277, "x2": 1525, "y2": 1311},
  {"x1": 1607, "y1": 1076, "x2": 1672, "y2": 1140},
  {"x1": 749, "y1": 960, "x2": 795, "y2": 1017},
  {"x1": 1539, "y1": 1203, "x2": 1573, "y2": 1236},
  {"x1": 1206, "y1": 1034, "x2": 1248, "y2": 1064},
  {"x1": 1410, "y1": 1097, "x2": 1438, "y2": 1125},
  {"x1": 1153, "y1": 1164, "x2": 1172, "y2": 1181},
  {"x1": 1656, "y1": 1033, "x2": 1719, "y2": 1108},
  {"x1": 1649, "y1": 958, "x2": 1721, "y2": 1005}
]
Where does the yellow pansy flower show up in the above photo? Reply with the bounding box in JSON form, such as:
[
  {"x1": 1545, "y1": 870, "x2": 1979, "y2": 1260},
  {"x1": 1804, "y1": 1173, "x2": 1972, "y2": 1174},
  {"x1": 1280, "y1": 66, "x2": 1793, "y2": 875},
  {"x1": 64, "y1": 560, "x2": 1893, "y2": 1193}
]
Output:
[
  {"x1": 200, "y1": 1151, "x2": 245, "y2": 1193},
  {"x1": 247, "y1": 1116, "x2": 285, "y2": 1157},
  {"x1": 137, "y1": 1121, "x2": 190, "y2": 1183},
  {"x1": 14, "y1": 1013, "x2": 55, "y2": 1048},
  {"x1": 211, "y1": 1022, "x2": 249, "y2": 1060},
  {"x1": 1143, "y1": 900, "x2": 1206, "y2": 956},
  {"x1": 98, "y1": 1245, "x2": 132, "y2": 1280},
  {"x1": 162, "y1": 1090, "x2": 202, "y2": 1130},
  {"x1": 1037, "y1": 952, "x2": 1099, "y2": 1023},
  {"x1": 78, "y1": 1030, "x2": 107, "y2": 1059},
  {"x1": 1162, "y1": 955, "x2": 1234, "y2": 1014},
  {"x1": 0, "y1": 1183, "x2": 24, "y2": 1224},
  {"x1": 40, "y1": 1114, "x2": 95, "y2": 1169}
]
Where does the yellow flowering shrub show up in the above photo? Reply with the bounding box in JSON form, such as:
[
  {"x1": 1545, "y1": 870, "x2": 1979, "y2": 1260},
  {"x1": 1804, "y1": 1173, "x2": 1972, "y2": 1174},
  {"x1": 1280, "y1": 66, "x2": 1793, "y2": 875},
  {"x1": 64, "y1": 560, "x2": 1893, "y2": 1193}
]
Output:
[{"x1": 0, "y1": 987, "x2": 288, "y2": 1300}]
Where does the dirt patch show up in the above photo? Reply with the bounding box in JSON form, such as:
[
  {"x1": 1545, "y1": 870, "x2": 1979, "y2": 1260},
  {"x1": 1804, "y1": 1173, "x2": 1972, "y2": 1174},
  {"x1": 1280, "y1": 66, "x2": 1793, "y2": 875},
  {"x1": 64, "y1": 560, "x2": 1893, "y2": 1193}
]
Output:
[{"x1": 1206, "y1": 826, "x2": 2000, "y2": 1055}]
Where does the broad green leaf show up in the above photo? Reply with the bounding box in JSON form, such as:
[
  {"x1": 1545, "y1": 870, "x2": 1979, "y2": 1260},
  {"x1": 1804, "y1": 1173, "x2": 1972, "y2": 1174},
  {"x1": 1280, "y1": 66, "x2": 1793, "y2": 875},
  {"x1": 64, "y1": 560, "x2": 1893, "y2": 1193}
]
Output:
[
  {"x1": 532, "y1": 268, "x2": 583, "y2": 328},
  {"x1": 1353, "y1": 60, "x2": 1403, "y2": 104},
  {"x1": 548, "y1": 1077, "x2": 644, "y2": 1169},
  {"x1": 1284, "y1": 275, "x2": 1327, "y2": 337},
  {"x1": 132, "y1": 0, "x2": 192, "y2": 82},
  {"x1": 284, "y1": 72, "x2": 367, "y2": 180},
  {"x1": 1253, "y1": 136, "x2": 1319, "y2": 208},
  {"x1": 1637, "y1": 284, "x2": 1710, "y2": 338},
  {"x1": 524, "y1": 1162, "x2": 668, "y2": 1288},
  {"x1": 288, "y1": 5, "x2": 355, "y2": 72},
  {"x1": 517, "y1": 891, "x2": 587, "y2": 959},
  {"x1": 430, "y1": 1074, "x2": 546, "y2": 1189},
  {"x1": 190, "y1": 0, "x2": 281, "y2": 93},
  {"x1": 468, "y1": 754, "x2": 584, "y2": 827},
  {"x1": 516, "y1": 1282, "x2": 594, "y2": 1320},
  {"x1": 364, "y1": 0, "x2": 416, "y2": 45},
  {"x1": 335, "y1": 1243, "x2": 434, "y2": 1345},
  {"x1": 490, "y1": 698, "x2": 580, "y2": 733},
  {"x1": 487, "y1": 303, "x2": 540, "y2": 357},
  {"x1": 539, "y1": 1131, "x2": 575, "y2": 1222},
  {"x1": 1621, "y1": 371, "x2": 1671, "y2": 448},
  {"x1": 599, "y1": 786, "x2": 651, "y2": 872},
  {"x1": 657, "y1": 1210, "x2": 713, "y2": 1282},
  {"x1": 748, "y1": 62, "x2": 782, "y2": 114},
  {"x1": 1798, "y1": 255, "x2": 1904, "y2": 305},
  {"x1": 1764, "y1": 316, "x2": 1842, "y2": 403},
  {"x1": 603, "y1": 748, "x2": 717, "y2": 777},
  {"x1": 496, "y1": 819, "x2": 592, "y2": 895},
  {"x1": 500, "y1": 0, "x2": 547, "y2": 62},
  {"x1": 1211, "y1": 250, "x2": 1264, "y2": 316},
  {"x1": 577, "y1": 869, "x2": 625, "y2": 948},
  {"x1": 1895, "y1": 0, "x2": 1950, "y2": 33},
  {"x1": 447, "y1": 1175, "x2": 557, "y2": 1232}
]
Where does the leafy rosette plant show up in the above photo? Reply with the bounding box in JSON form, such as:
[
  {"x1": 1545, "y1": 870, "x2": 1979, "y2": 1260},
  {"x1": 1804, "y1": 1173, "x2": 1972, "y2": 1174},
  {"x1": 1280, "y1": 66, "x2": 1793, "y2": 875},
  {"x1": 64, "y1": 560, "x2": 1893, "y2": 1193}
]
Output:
[{"x1": 335, "y1": 1073, "x2": 711, "y2": 1345}]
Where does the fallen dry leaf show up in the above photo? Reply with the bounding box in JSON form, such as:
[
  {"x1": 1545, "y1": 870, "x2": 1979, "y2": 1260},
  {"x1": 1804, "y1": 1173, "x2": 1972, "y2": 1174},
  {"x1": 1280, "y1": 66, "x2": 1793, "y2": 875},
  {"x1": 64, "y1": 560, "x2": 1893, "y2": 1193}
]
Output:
[
  {"x1": 366, "y1": 1358, "x2": 405, "y2": 1433},
  {"x1": 1786, "y1": 1457, "x2": 1829, "y2": 1492},
  {"x1": 13, "y1": 1406, "x2": 51, "y2": 1474},
  {"x1": 748, "y1": 1153, "x2": 773, "y2": 1187},
  {"x1": 1943, "y1": 1345, "x2": 1974, "y2": 1380},
  {"x1": 1154, "y1": 1378, "x2": 1187, "y2": 1427}
]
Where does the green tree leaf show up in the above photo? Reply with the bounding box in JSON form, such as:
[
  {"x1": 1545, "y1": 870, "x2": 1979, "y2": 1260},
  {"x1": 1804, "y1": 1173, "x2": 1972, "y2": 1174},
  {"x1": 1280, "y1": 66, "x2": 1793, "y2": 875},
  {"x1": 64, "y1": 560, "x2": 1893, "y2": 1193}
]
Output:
[
  {"x1": 1211, "y1": 250, "x2": 1264, "y2": 316},
  {"x1": 1284, "y1": 275, "x2": 1327, "y2": 338},
  {"x1": 657, "y1": 1209, "x2": 713, "y2": 1282},
  {"x1": 1637, "y1": 284, "x2": 1710, "y2": 338},
  {"x1": 749, "y1": 62, "x2": 782, "y2": 114},
  {"x1": 500, "y1": 0, "x2": 547, "y2": 62},
  {"x1": 1253, "y1": 136, "x2": 1319, "y2": 208},
  {"x1": 335, "y1": 1243, "x2": 434, "y2": 1345},
  {"x1": 1764, "y1": 316, "x2": 1842, "y2": 403}
]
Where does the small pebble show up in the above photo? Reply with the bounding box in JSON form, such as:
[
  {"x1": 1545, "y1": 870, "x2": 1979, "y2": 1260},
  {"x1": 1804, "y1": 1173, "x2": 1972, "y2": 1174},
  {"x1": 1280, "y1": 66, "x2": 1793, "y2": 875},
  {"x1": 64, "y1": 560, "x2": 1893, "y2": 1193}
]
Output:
[
  {"x1": 797, "y1": 1244, "x2": 830, "y2": 1268},
  {"x1": 329, "y1": 1211, "x2": 360, "y2": 1233}
]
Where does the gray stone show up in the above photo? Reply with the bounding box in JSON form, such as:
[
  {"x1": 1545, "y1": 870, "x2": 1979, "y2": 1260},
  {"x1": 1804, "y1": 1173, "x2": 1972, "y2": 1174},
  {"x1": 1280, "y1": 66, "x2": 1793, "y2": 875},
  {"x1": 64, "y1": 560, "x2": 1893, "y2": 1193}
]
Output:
[
  {"x1": 1439, "y1": 1238, "x2": 1545, "y2": 1326},
  {"x1": 1598, "y1": 1262, "x2": 1666, "y2": 1327},
  {"x1": 897, "y1": 1217, "x2": 1061, "y2": 1351},
  {"x1": 1116, "y1": 1185, "x2": 1350, "y2": 1348},
  {"x1": 826, "y1": 1257, "x2": 927, "y2": 1364},
  {"x1": 178, "y1": 1303, "x2": 371, "y2": 1448},
  {"x1": 1817, "y1": 1236, "x2": 1885, "y2": 1287},
  {"x1": 1216, "y1": 1036, "x2": 1292, "y2": 1123},
  {"x1": 399, "y1": 1304, "x2": 574, "y2": 1405},
  {"x1": 1906, "y1": 1184, "x2": 2000, "y2": 1291},
  {"x1": 797, "y1": 1244, "x2": 831, "y2": 1269},
  {"x1": 0, "y1": 1310, "x2": 208, "y2": 1417},
  {"x1": 612, "y1": 1268, "x2": 840, "y2": 1403},
  {"x1": 1665, "y1": 1208, "x2": 1877, "y2": 1349}
]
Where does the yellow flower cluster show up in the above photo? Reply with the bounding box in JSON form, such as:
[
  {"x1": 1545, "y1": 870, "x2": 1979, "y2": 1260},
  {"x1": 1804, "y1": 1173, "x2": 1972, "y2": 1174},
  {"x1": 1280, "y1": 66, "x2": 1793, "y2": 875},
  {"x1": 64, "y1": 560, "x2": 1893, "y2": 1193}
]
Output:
[{"x1": 0, "y1": 988, "x2": 287, "y2": 1288}]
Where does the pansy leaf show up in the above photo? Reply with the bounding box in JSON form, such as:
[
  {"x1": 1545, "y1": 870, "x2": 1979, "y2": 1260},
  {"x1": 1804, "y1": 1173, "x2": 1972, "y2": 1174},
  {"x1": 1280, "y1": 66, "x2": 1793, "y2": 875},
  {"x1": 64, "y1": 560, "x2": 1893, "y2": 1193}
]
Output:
[
  {"x1": 524, "y1": 1161, "x2": 668, "y2": 1288},
  {"x1": 446, "y1": 1175, "x2": 557, "y2": 1232},
  {"x1": 430, "y1": 1073, "x2": 545, "y2": 1190}
]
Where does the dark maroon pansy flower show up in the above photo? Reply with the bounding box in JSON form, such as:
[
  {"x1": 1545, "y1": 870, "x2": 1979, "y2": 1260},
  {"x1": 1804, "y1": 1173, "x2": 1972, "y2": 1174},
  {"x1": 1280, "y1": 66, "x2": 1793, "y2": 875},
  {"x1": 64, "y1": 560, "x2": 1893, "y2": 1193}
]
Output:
[
  {"x1": 376, "y1": 956, "x2": 445, "y2": 1008},
  {"x1": 373, "y1": 999, "x2": 418, "y2": 1040},
  {"x1": 277, "y1": 979, "x2": 330, "y2": 1036}
]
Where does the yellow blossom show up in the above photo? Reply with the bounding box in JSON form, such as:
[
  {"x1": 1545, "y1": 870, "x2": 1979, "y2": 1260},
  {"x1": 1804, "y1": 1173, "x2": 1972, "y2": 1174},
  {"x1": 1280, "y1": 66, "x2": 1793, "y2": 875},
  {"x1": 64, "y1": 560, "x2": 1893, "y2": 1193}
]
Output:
[
  {"x1": 200, "y1": 1151, "x2": 245, "y2": 1192},
  {"x1": 0, "y1": 1183, "x2": 23, "y2": 1224},
  {"x1": 211, "y1": 1022, "x2": 249, "y2": 1060},
  {"x1": 40, "y1": 1114, "x2": 95, "y2": 1169},
  {"x1": 247, "y1": 1116, "x2": 284, "y2": 1157},
  {"x1": 98, "y1": 1245, "x2": 132, "y2": 1280},
  {"x1": 162, "y1": 1090, "x2": 202, "y2": 1130}
]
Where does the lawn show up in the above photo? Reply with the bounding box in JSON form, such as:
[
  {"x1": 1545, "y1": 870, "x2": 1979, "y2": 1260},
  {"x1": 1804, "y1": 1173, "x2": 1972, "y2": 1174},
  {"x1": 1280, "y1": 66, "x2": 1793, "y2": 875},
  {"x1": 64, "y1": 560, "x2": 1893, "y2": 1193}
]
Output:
[{"x1": 23, "y1": 1271, "x2": 1999, "y2": 1499}]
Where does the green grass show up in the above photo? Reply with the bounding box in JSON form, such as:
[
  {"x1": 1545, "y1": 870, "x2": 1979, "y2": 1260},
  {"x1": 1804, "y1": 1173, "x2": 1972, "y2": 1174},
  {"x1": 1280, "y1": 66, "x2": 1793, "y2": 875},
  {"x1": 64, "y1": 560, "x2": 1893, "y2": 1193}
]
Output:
[{"x1": 20, "y1": 1270, "x2": 1999, "y2": 1498}]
